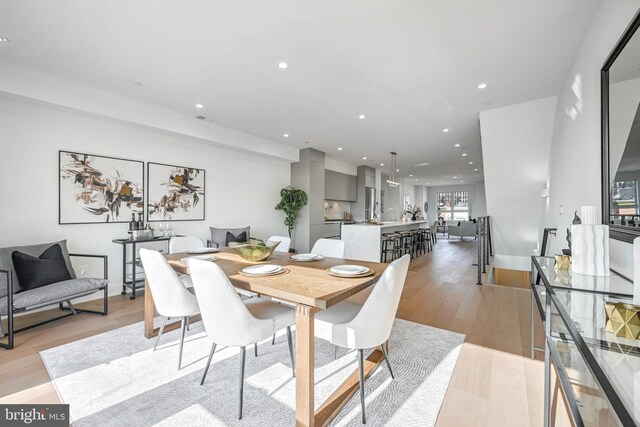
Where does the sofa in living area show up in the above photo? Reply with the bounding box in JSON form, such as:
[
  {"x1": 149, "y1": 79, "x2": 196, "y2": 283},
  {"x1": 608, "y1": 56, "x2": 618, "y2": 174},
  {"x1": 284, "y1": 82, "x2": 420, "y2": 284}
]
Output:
[
  {"x1": 0, "y1": 240, "x2": 109, "y2": 349},
  {"x1": 447, "y1": 221, "x2": 478, "y2": 240}
]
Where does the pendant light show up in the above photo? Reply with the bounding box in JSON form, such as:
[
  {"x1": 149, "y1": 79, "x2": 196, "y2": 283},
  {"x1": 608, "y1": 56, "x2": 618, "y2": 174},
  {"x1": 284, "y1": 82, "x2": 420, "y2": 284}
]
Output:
[{"x1": 386, "y1": 152, "x2": 400, "y2": 187}]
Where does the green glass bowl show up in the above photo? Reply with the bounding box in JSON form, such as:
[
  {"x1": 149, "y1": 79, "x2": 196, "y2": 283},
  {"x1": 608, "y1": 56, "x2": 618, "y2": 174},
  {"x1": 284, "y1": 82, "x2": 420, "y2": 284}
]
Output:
[{"x1": 229, "y1": 241, "x2": 280, "y2": 262}]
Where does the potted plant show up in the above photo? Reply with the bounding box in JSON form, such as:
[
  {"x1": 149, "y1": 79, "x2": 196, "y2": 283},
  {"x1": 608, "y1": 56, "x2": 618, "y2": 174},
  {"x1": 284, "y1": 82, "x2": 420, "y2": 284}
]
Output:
[{"x1": 275, "y1": 186, "x2": 308, "y2": 251}]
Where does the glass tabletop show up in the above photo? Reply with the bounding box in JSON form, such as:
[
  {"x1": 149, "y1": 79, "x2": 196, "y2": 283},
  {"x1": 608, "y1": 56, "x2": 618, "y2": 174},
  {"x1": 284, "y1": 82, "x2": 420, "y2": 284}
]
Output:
[
  {"x1": 533, "y1": 256, "x2": 633, "y2": 297},
  {"x1": 552, "y1": 289, "x2": 640, "y2": 424}
]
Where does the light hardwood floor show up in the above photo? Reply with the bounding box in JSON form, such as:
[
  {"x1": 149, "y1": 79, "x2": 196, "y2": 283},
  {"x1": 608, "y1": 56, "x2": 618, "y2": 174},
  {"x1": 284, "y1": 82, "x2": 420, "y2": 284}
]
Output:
[{"x1": 0, "y1": 238, "x2": 569, "y2": 426}]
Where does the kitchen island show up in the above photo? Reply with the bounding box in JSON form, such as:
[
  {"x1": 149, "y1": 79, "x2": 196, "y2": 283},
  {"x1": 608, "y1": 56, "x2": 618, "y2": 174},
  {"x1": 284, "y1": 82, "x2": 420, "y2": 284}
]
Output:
[{"x1": 341, "y1": 220, "x2": 429, "y2": 262}]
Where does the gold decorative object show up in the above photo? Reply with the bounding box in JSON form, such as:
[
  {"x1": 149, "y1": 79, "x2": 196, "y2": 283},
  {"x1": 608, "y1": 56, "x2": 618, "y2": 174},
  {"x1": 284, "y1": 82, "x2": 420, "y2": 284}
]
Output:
[
  {"x1": 229, "y1": 240, "x2": 280, "y2": 262},
  {"x1": 554, "y1": 255, "x2": 572, "y2": 270},
  {"x1": 605, "y1": 302, "x2": 640, "y2": 340}
]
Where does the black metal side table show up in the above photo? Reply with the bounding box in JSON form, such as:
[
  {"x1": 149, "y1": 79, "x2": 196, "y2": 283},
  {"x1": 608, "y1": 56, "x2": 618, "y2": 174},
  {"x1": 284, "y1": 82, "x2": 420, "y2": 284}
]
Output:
[{"x1": 112, "y1": 236, "x2": 173, "y2": 300}]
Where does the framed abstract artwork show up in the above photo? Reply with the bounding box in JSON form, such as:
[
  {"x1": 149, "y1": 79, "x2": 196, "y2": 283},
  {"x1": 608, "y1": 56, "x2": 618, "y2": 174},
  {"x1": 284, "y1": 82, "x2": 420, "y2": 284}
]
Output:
[
  {"x1": 59, "y1": 151, "x2": 145, "y2": 224},
  {"x1": 147, "y1": 162, "x2": 205, "y2": 221}
]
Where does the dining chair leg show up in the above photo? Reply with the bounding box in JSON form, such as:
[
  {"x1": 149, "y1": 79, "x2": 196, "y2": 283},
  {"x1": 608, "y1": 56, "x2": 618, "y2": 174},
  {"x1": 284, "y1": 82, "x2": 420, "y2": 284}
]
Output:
[
  {"x1": 334, "y1": 345, "x2": 338, "y2": 360},
  {"x1": 380, "y1": 344, "x2": 394, "y2": 379},
  {"x1": 254, "y1": 342, "x2": 258, "y2": 357},
  {"x1": 200, "y1": 342, "x2": 217, "y2": 385},
  {"x1": 239, "y1": 346, "x2": 246, "y2": 420},
  {"x1": 286, "y1": 326, "x2": 296, "y2": 377},
  {"x1": 153, "y1": 316, "x2": 168, "y2": 351},
  {"x1": 178, "y1": 317, "x2": 187, "y2": 370},
  {"x1": 186, "y1": 315, "x2": 190, "y2": 331},
  {"x1": 358, "y1": 349, "x2": 366, "y2": 424},
  {"x1": 272, "y1": 333, "x2": 276, "y2": 345}
]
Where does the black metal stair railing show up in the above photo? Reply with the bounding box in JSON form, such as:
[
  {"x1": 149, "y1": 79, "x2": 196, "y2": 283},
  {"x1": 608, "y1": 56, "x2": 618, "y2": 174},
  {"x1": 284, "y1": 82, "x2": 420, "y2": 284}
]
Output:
[{"x1": 476, "y1": 216, "x2": 493, "y2": 285}]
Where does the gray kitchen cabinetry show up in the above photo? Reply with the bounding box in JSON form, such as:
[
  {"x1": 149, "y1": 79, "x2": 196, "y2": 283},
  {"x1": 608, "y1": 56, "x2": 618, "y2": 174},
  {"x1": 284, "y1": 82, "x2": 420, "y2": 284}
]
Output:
[{"x1": 325, "y1": 170, "x2": 357, "y2": 201}]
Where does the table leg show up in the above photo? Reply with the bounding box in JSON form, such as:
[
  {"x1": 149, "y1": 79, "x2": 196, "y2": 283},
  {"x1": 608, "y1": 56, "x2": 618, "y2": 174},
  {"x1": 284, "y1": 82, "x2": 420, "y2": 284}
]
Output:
[
  {"x1": 296, "y1": 304, "x2": 317, "y2": 427},
  {"x1": 144, "y1": 279, "x2": 155, "y2": 338},
  {"x1": 121, "y1": 244, "x2": 126, "y2": 295}
]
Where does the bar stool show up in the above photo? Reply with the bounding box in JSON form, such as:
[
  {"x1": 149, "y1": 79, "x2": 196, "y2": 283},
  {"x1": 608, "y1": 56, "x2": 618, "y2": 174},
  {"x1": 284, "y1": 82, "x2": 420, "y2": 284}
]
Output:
[
  {"x1": 381, "y1": 232, "x2": 401, "y2": 262},
  {"x1": 398, "y1": 231, "x2": 414, "y2": 259}
]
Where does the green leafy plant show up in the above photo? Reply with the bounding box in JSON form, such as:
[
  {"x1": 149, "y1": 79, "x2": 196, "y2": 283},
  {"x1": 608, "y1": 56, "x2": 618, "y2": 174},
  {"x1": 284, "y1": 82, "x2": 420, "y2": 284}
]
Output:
[{"x1": 275, "y1": 186, "x2": 308, "y2": 239}]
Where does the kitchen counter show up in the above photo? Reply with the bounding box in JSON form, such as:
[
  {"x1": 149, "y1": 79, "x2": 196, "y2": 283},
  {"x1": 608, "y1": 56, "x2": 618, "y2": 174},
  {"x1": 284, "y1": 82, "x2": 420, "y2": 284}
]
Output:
[
  {"x1": 341, "y1": 220, "x2": 430, "y2": 262},
  {"x1": 343, "y1": 220, "x2": 428, "y2": 228}
]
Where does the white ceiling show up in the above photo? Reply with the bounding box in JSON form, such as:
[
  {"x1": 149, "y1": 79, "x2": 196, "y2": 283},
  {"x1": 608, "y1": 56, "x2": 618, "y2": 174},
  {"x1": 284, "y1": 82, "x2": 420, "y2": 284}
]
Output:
[{"x1": 0, "y1": 0, "x2": 597, "y2": 186}]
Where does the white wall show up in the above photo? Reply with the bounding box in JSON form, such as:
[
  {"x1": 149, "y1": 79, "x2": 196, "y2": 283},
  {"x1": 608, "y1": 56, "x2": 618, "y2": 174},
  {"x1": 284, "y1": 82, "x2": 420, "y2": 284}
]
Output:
[
  {"x1": 0, "y1": 95, "x2": 290, "y2": 295},
  {"x1": 542, "y1": 0, "x2": 640, "y2": 276},
  {"x1": 325, "y1": 157, "x2": 357, "y2": 176},
  {"x1": 480, "y1": 97, "x2": 557, "y2": 268}
]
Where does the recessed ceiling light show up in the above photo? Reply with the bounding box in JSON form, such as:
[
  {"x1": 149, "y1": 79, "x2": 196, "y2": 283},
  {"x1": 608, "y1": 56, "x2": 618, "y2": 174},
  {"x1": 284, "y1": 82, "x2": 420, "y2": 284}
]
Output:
[
  {"x1": 278, "y1": 62, "x2": 289, "y2": 69},
  {"x1": 462, "y1": 153, "x2": 468, "y2": 157},
  {"x1": 477, "y1": 83, "x2": 488, "y2": 89},
  {"x1": 396, "y1": 169, "x2": 400, "y2": 172},
  {"x1": 362, "y1": 156, "x2": 367, "y2": 160},
  {"x1": 426, "y1": 182, "x2": 429, "y2": 185},
  {"x1": 415, "y1": 179, "x2": 418, "y2": 182},
  {"x1": 358, "y1": 114, "x2": 366, "y2": 119},
  {"x1": 468, "y1": 161, "x2": 473, "y2": 164},
  {"x1": 409, "y1": 174, "x2": 413, "y2": 177},
  {"x1": 0, "y1": 36, "x2": 9, "y2": 43},
  {"x1": 442, "y1": 128, "x2": 449, "y2": 133},
  {"x1": 195, "y1": 103, "x2": 204, "y2": 109},
  {"x1": 283, "y1": 133, "x2": 289, "y2": 138},
  {"x1": 460, "y1": 180, "x2": 464, "y2": 183},
  {"x1": 453, "y1": 176, "x2": 457, "y2": 179},
  {"x1": 454, "y1": 143, "x2": 460, "y2": 147},
  {"x1": 380, "y1": 163, "x2": 384, "y2": 166},
  {"x1": 338, "y1": 147, "x2": 343, "y2": 151},
  {"x1": 474, "y1": 168, "x2": 479, "y2": 171}
]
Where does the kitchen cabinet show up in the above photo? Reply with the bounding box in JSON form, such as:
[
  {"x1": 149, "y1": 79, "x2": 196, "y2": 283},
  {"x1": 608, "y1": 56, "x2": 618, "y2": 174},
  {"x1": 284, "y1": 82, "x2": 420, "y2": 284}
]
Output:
[
  {"x1": 323, "y1": 223, "x2": 341, "y2": 238},
  {"x1": 325, "y1": 170, "x2": 357, "y2": 201}
]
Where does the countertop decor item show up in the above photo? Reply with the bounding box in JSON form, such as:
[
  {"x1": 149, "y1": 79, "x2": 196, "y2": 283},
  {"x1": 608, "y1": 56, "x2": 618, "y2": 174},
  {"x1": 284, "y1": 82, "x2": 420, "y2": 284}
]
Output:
[
  {"x1": 554, "y1": 255, "x2": 571, "y2": 270},
  {"x1": 275, "y1": 186, "x2": 308, "y2": 240},
  {"x1": 229, "y1": 240, "x2": 280, "y2": 262},
  {"x1": 580, "y1": 206, "x2": 599, "y2": 225},
  {"x1": 605, "y1": 301, "x2": 640, "y2": 340},
  {"x1": 571, "y1": 224, "x2": 609, "y2": 276}
]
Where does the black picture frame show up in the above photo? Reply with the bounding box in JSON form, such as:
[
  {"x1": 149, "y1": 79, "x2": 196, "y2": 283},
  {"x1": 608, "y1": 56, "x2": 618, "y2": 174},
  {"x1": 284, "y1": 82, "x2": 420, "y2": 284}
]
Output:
[
  {"x1": 59, "y1": 150, "x2": 145, "y2": 225},
  {"x1": 601, "y1": 7, "x2": 640, "y2": 243},
  {"x1": 146, "y1": 162, "x2": 206, "y2": 222}
]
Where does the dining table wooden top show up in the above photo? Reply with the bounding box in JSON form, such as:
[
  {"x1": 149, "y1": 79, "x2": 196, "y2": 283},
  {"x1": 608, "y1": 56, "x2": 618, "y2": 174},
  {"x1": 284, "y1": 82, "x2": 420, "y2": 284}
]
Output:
[{"x1": 165, "y1": 248, "x2": 386, "y2": 310}]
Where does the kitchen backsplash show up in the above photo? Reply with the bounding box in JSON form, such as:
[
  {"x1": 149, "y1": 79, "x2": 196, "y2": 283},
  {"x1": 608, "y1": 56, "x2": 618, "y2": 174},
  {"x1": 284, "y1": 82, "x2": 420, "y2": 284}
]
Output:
[{"x1": 324, "y1": 200, "x2": 351, "y2": 220}]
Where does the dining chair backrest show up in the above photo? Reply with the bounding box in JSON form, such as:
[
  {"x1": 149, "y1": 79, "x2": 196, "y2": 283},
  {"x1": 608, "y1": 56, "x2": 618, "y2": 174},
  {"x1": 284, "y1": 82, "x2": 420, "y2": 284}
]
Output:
[
  {"x1": 169, "y1": 236, "x2": 205, "y2": 254},
  {"x1": 188, "y1": 259, "x2": 273, "y2": 347},
  {"x1": 311, "y1": 238, "x2": 345, "y2": 258},
  {"x1": 266, "y1": 235, "x2": 291, "y2": 253},
  {"x1": 334, "y1": 254, "x2": 410, "y2": 349},
  {"x1": 139, "y1": 249, "x2": 199, "y2": 317},
  {"x1": 431, "y1": 222, "x2": 438, "y2": 233}
]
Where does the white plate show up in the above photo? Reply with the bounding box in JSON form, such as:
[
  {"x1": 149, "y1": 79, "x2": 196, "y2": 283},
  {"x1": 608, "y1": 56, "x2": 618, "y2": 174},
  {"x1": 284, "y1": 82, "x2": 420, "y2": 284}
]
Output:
[
  {"x1": 291, "y1": 253, "x2": 324, "y2": 262},
  {"x1": 187, "y1": 247, "x2": 219, "y2": 254},
  {"x1": 242, "y1": 264, "x2": 282, "y2": 275},
  {"x1": 180, "y1": 255, "x2": 216, "y2": 263},
  {"x1": 330, "y1": 265, "x2": 368, "y2": 275}
]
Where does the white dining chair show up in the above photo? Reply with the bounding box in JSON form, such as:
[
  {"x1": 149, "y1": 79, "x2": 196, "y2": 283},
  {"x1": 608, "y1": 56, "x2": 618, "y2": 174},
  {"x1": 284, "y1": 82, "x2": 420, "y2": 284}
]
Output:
[
  {"x1": 188, "y1": 259, "x2": 296, "y2": 420},
  {"x1": 169, "y1": 236, "x2": 205, "y2": 288},
  {"x1": 139, "y1": 249, "x2": 200, "y2": 370},
  {"x1": 314, "y1": 254, "x2": 410, "y2": 424},
  {"x1": 169, "y1": 235, "x2": 205, "y2": 254},
  {"x1": 311, "y1": 238, "x2": 345, "y2": 258},
  {"x1": 266, "y1": 235, "x2": 291, "y2": 253}
]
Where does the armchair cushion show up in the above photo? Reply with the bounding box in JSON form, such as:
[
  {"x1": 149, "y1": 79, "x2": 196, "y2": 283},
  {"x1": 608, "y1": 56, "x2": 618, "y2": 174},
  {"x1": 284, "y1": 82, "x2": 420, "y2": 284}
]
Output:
[
  {"x1": 12, "y1": 245, "x2": 72, "y2": 291},
  {"x1": 0, "y1": 240, "x2": 76, "y2": 298},
  {"x1": 0, "y1": 277, "x2": 108, "y2": 315}
]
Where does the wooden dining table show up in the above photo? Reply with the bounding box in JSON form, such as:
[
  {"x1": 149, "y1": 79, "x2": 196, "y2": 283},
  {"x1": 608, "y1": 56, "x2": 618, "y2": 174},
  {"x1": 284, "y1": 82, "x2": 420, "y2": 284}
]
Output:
[{"x1": 143, "y1": 248, "x2": 387, "y2": 426}]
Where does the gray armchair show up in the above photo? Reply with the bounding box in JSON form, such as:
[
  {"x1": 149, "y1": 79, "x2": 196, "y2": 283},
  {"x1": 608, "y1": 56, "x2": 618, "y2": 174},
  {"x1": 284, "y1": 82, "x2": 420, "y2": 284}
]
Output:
[
  {"x1": 0, "y1": 240, "x2": 108, "y2": 349},
  {"x1": 209, "y1": 226, "x2": 251, "y2": 248}
]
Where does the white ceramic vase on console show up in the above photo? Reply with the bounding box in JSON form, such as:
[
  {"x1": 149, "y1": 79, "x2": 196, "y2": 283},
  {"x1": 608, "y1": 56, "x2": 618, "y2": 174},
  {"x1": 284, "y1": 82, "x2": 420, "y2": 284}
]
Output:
[{"x1": 571, "y1": 206, "x2": 610, "y2": 277}]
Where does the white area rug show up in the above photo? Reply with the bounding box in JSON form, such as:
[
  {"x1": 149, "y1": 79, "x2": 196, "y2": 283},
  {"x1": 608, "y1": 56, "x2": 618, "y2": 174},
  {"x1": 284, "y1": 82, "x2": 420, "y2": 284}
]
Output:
[{"x1": 40, "y1": 318, "x2": 464, "y2": 426}]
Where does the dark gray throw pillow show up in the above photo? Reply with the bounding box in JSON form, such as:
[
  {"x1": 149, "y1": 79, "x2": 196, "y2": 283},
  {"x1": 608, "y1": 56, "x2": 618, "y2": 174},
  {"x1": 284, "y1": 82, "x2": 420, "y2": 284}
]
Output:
[
  {"x1": 226, "y1": 231, "x2": 248, "y2": 246},
  {"x1": 12, "y1": 244, "x2": 72, "y2": 291}
]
